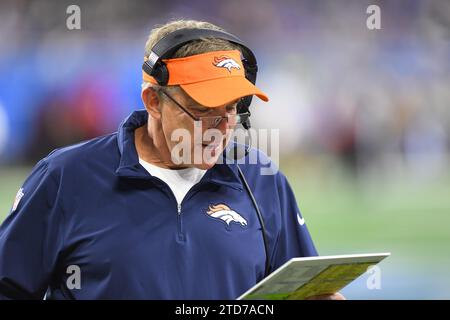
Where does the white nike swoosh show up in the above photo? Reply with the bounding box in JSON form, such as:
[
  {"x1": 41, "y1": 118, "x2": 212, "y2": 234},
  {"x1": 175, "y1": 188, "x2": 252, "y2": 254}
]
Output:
[{"x1": 297, "y1": 213, "x2": 305, "y2": 226}]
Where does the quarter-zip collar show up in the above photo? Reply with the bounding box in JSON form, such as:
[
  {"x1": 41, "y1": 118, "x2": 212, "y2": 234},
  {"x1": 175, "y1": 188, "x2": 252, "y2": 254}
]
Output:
[{"x1": 115, "y1": 110, "x2": 243, "y2": 190}]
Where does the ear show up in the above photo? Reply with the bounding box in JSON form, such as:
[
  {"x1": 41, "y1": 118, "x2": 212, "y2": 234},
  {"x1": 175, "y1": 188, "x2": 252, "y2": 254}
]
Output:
[{"x1": 141, "y1": 86, "x2": 162, "y2": 120}]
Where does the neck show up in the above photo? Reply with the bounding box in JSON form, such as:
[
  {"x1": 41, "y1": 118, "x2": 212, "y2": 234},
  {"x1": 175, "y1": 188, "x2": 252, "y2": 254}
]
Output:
[{"x1": 135, "y1": 123, "x2": 189, "y2": 170}]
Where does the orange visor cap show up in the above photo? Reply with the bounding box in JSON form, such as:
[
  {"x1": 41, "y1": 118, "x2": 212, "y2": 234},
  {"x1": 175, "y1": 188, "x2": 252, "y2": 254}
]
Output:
[{"x1": 143, "y1": 50, "x2": 269, "y2": 107}]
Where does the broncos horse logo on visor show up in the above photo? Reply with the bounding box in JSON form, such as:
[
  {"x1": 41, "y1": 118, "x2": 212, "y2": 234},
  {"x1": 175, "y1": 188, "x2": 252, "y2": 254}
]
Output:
[
  {"x1": 206, "y1": 203, "x2": 247, "y2": 228},
  {"x1": 213, "y1": 56, "x2": 241, "y2": 73}
]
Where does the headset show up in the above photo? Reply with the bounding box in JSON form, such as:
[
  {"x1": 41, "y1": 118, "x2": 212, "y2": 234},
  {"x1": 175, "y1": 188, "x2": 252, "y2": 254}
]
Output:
[
  {"x1": 142, "y1": 28, "x2": 259, "y2": 130},
  {"x1": 143, "y1": 28, "x2": 271, "y2": 277}
]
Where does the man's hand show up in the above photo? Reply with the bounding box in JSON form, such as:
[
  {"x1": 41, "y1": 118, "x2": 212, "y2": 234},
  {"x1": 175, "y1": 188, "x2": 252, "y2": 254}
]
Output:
[{"x1": 305, "y1": 292, "x2": 346, "y2": 300}]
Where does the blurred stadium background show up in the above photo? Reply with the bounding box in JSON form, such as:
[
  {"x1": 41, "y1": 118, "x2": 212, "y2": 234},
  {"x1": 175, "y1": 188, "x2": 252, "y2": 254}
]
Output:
[{"x1": 0, "y1": 0, "x2": 449, "y2": 299}]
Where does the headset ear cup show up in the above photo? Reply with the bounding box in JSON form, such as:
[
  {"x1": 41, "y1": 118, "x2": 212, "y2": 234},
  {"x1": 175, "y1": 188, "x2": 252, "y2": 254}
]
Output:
[
  {"x1": 237, "y1": 99, "x2": 251, "y2": 130},
  {"x1": 240, "y1": 58, "x2": 257, "y2": 128},
  {"x1": 238, "y1": 96, "x2": 253, "y2": 113},
  {"x1": 152, "y1": 62, "x2": 170, "y2": 86},
  {"x1": 237, "y1": 99, "x2": 246, "y2": 114},
  {"x1": 142, "y1": 61, "x2": 153, "y2": 77},
  {"x1": 242, "y1": 59, "x2": 257, "y2": 84}
]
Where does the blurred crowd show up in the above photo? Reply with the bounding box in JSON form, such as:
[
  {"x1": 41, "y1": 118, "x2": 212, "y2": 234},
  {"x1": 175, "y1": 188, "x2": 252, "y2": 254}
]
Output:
[{"x1": 0, "y1": 0, "x2": 449, "y2": 180}]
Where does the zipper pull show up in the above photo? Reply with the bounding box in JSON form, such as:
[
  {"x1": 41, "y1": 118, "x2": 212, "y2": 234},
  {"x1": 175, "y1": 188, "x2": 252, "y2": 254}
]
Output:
[{"x1": 177, "y1": 203, "x2": 181, "y2": 215}]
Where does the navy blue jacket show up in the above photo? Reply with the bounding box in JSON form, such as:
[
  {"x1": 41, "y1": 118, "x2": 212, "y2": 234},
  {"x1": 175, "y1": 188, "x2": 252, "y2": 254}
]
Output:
[{"x1": 0, "y1": 110, "x2": 317, "y2": 299}]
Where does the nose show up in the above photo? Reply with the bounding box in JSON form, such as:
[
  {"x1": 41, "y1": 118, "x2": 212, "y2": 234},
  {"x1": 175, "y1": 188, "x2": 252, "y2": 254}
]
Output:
[
  {"x1": 214, "y1": 116, "x2": 231, "y2": 132},
  {"x1": 206, "y1": 105, "x2": 235, "y2": 131},
  {"x1": 212, "y1": 117, "x2": 224, "y2": 128}
]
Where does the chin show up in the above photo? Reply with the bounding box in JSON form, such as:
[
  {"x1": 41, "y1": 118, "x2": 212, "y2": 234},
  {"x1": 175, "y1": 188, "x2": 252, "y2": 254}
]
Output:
[
  {"x1": 195, "y1": 160, "x2": 218, "y2": 170},
  {"x1": 191, "y1": 144, "x2": 224, "y2": 170},
  {"x1": 194, "y1": 163, "x2": 214, "y2": 170}
]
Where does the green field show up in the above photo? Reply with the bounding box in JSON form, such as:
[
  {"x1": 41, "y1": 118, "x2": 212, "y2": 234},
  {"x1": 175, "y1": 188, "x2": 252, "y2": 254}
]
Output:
[{"x1": 1, "y1": 160, "x2": 449, "y2": 299}]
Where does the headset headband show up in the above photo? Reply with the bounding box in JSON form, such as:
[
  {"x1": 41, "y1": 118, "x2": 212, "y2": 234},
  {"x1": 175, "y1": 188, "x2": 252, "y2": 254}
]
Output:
[{"x1": 143, "y1": 28, "x2": 258, "y2": 84}]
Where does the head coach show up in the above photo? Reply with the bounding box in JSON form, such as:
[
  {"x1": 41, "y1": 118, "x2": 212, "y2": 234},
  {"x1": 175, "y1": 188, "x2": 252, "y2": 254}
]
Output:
[{"x1": 0, "y1": 20, "x2": 344, "y2": 300}]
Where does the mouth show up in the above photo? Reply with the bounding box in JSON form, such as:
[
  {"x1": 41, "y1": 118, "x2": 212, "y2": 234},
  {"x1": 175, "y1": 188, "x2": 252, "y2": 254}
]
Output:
[
  {"x1": 202, "y1": 143, "x2": 221, "y2": 150},
  {"x1": 200, "y1": 141, "x2": 226, "y2": 160},
  {"x1": 201, "y1": 139, "x2": 226, "y2": 149}
]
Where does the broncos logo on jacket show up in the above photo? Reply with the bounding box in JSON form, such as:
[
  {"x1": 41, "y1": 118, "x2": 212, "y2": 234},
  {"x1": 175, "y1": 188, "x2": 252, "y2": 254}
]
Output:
[{"x1": 206, "y1": 203, "x2": 247, "y2": 228}]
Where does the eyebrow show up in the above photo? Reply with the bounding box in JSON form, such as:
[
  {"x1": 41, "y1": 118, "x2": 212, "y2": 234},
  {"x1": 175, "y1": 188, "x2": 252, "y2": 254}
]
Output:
[
  {"x1": 183, "y1": 98, "x2": 205, "y2": 109},
  {"x1": 189, "y1": 101, "x2": 238, "y2": 110},
  {"x1": 178, "y1": 92, "x2": 239, "y2": 112},
  {"x1": 187, "y1": 105, "x2": 210, "y2": 113}
]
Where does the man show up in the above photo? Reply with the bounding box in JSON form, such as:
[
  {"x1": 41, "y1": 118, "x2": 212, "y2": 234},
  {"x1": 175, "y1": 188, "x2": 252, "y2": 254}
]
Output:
[{"x1": 0, "y1": 20, "x2": 344, "y2": 300}]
